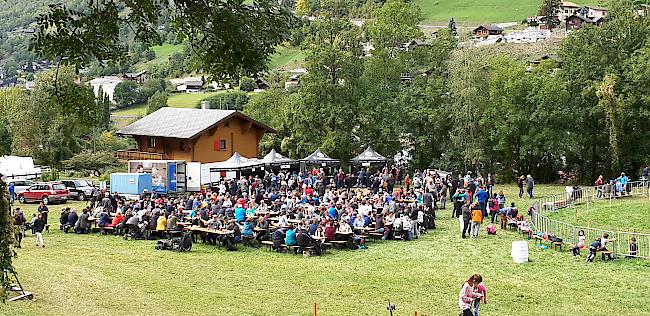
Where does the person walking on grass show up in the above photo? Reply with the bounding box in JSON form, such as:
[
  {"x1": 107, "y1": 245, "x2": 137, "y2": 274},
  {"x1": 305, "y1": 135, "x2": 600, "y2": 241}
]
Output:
[
  {"x1": 526, "y1": 175, "x2": 535, "y2": 199},
  {"x1": 459, "y1": 274, "x2": 484, "y2": 316},
  {"x1": 33, "y1": 213, "x2": 46, "y2": 248},
  {"x1": 517, "y1": 175, "x2": 525, "y2": 198},
  {"x1": 13, "y1": 208, "x2": 27, "y2": 248}
]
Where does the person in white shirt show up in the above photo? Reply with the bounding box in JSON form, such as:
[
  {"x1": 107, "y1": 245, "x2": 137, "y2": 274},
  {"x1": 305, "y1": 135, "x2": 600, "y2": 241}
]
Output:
[{"x1": 353, "y1": 215, "x2": 365, "y2": 228}]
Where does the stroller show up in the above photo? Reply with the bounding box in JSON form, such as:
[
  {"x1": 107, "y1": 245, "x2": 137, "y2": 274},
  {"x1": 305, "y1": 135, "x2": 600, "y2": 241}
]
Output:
[{"x1": 156, "y1": 232, "x2": 193, "y2": 252}]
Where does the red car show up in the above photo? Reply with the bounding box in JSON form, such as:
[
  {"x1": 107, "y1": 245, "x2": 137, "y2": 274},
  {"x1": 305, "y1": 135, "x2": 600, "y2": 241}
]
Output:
[{"x1": 17, "y1": 182, "x2": 69, "y2": 204}]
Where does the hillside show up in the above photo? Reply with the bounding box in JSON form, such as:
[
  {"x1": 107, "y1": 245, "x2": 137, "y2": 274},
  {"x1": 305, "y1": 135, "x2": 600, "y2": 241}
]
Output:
[{"x1": 414, "y1": 0, "x2": 608, "y2": 24}]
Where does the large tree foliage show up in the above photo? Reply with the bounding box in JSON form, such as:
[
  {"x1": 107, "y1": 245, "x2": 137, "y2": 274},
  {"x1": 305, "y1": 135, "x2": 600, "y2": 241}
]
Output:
[
  {"x1": 5, "y1": 67, "x2": 98, "y2": 167},
  {"x1": 30, "y1": 0, "x2": 295, "y2": 81}
]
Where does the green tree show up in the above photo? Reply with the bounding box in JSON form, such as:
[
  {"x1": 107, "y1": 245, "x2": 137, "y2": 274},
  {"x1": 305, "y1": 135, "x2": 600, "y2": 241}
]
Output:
[
  {"x1": 96, "y1": 86, "x2": 111, "y2": 129},
  {"x1": 239, "y1": 77, "x2": 257, "y2": 92},
  {"x1": 365, "y1": 0, "x2": 423, "y2": 49},
  {"x1": 296, "y1": 0, "x2": 310, "y2": 15},
  {"x1": 5, "y1": 66, "x2": 99, "y2": 166},
  {"x1": 147, "y1": 91, "x2": 168, "y2": 114},
  {"x1": 0, "y1": 178, "x2": 14, "y2": 302},
  {"x1": 538, "y1": 0, "x2": 561, "y2": 30},
  {"x1": 202, "y1": 91, "x2": 250, "y2": 110},
  {"x1": 113, "y1": 81, "x2": 144, "y2": 108},
  {"x1": 62, "y1": 150, "x2": 119, "y2": 177},
  {"x1": 30, "y1": 0, "x2": 295, "y2": 82}
]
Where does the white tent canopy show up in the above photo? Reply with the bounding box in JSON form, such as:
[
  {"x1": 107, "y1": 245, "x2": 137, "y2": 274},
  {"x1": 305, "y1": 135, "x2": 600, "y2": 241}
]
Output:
[
  {"x1": 260, "y1": 149, "x2": 298, "y2": 168},
  {"x1": 207, "y1": 152, "x2": 262, "y2": 172}
]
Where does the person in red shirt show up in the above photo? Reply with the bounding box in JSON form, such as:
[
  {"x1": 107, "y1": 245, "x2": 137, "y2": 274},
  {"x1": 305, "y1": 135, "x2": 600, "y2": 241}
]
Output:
[{"x1": 324, "y1": 220, "x2": 336, "y2": 242}]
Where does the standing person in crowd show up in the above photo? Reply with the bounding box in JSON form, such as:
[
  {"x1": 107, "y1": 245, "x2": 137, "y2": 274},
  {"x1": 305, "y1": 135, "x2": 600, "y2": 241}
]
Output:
[
  {"x1": 475, "y1": 186, "x2": 488, "y2": 218},
  {"x1": 486, "y1": 174, "x2": 494, "y2": 198},
  {"x1": 470, "y1": 203, "x2": 483, "y2": 240},
  {"x1": 33, "y1": 213, "x2": 46, "y2": 248},
  {"x1": 38, "y1": 201, "x2": 49, "y2": 224},
  {"x1": 8, "y1": 182, "x2": 15, "y2": 204},
  {"x1": 458, "y1": 274, "x2": 484, "y2": 316},
  {"x1": 517, "y1": 175, "x2": 525, "y2": 198},
  {"x1": 488, "y1": 194, "x2": 499, "y2": 224},
  {"x1": 13, "y1": 208, "x2": 26, "y2": 248},
  {"x1": 526, "y1": 175, "x2": 535, "y2": 199},
  {"x1": 594, "y1": 175, "x2": 604, "y2": 199},
  {"x1": 461, "y1": 201, "x2": 471, "y2": 239}
]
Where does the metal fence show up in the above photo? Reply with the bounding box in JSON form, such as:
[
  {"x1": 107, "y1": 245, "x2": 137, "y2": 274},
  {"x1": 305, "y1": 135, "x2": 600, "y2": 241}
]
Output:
[
  {"x1": 529, "y1": 181, "x2": 650, "y2": 259},
  {"x1": 537, "y1": 181, "x2": 649, "y2": 213}
]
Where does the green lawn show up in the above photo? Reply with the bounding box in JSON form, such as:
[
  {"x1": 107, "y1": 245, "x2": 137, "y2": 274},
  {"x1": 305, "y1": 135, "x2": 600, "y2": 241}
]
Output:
[
  {"x1": 270, "y1": 46, "x2": 305, "y2": 70},
  {"x1": 547, "y1": 196, "x2": 650, "y2": 233},
  {"x1": 135, "y1": 44, "x2": 184, "y2": 71},
  {"x1": 111, "y1": 103, "x2": 147, "y2": 116},
  {"x1": 4, "y1": 185, "x2": 649, "y2": 315},
  {"x1": 110, "y1": 92, "x2": 227, "y2": 117},
  {"x1": 414, "y1": 0, "x2": 608, "y2": 24},
  {"x1": 167, "y1": 91, "x2": 227, "y2": 108}
]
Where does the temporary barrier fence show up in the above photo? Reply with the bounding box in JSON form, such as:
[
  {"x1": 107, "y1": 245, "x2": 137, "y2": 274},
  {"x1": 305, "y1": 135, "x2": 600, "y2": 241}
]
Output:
[{"x1": 529, "y1": 183, "x2": 649, "y2": 259}]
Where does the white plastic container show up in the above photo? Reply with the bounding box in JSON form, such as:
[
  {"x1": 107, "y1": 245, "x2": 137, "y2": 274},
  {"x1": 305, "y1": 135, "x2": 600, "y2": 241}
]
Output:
[{"x1": 511, "y1": 240, "x2": 529, "y2": 263}]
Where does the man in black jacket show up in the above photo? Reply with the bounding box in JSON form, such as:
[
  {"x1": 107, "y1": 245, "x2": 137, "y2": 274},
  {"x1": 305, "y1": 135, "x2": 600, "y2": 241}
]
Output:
[
  {"x1": 33, "y1": 213, "x2": 46, "y2": 248},
  {"x1": 272, "y1": 227, "x2": 286, "y2": 252}
]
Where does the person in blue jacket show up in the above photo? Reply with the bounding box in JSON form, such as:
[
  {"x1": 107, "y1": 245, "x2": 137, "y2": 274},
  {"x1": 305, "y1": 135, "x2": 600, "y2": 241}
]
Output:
[
  {"x1": 475, "y1": 186, "x2": 489, "y2": 217},
  {"x1": 235, "y1": 204, "x2": 246, "y2": 223},
  {"x1": 284, "y1": 225, "x2": 297, "y2": 246}
]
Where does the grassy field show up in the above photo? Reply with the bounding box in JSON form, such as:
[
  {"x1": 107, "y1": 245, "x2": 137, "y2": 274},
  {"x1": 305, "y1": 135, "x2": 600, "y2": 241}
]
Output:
[
  {"x1": 270, "y1": 46, "x2": 305, "y2": 70},
  {"x1": 547, "y1": 196, "x2": 650, "y2": 233},
  {"x1": 135, "y1": 44, "x2": 184, "y2": 71},
  {"x1": 414, "y1": 0, "x2": 607, "y2": 24},
  {"x1": 111, "y1": 92, "x2": 227, "y2": 117},
  {"x1": 4, "y1": 185, "x2": 649, "y2": 315},
  {"x1": 167, "y1": 91, "x2": 227, "y2": 108}
]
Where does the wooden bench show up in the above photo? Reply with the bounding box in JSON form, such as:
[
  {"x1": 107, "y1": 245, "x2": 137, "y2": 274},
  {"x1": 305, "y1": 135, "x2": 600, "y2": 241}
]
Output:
[
  {"x1": 329, "y1": 240, "x2": 348, "y2": 249},
  {"x1": 100, "y1": 226, "x2": 115, "y2": 235},
  {"x1": 367, "y1": 232, "x2": 384, "y2": 240},
  {"x1": 600, "y1": 250, "x2": 613, "y2": 261}
]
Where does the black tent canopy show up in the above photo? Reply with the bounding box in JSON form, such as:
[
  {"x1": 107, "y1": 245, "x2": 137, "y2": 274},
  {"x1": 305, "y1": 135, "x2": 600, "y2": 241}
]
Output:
[
  {"x1": 350, "y1": 146, "x2": 387, "y2": 165},
  {"x1": 301, "y1": 148, "x2": 341, "y2": 167}
]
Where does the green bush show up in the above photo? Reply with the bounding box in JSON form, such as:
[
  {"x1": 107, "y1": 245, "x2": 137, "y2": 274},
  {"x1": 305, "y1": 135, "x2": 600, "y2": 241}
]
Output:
[
  {"x1": 239, "y1": 77, "x2": 256, "y2": 92},
  {"x1": 41, "y1": 167, "x2": 59, "y2": 182}
]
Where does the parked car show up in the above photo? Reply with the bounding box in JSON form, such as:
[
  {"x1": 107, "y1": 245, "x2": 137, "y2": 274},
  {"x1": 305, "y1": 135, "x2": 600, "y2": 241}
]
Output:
[
  {"x1": 5, "y1": 179, "x2": 36, "y2": 194},
  {"x1": 17, "y1": 182, "x2": 69, "y2": 204},
  {"x1": 60, "y1": 179, "x2": 96, "y2": 201}
]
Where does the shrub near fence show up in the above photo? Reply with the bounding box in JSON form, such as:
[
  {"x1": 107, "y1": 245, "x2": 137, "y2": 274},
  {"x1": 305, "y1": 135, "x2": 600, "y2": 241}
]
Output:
[{"x1": 529, "y1": 181, "x2": 650, "y2": 259}]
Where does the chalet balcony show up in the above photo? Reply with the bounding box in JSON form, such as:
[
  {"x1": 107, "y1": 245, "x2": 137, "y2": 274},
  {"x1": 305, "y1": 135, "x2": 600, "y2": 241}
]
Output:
[{"x1": 116, "y1": 150, "x2": 163, "y2": 161}]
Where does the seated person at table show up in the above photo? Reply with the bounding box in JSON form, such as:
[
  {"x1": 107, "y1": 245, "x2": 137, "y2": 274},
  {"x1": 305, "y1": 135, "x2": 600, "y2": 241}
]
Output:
[
  {"x1": 75, "y1": 209, "x2": 91, "y2": 234},
  {"x1": 297, "y1": 227, "x2": 322, "y2": 255},
  {"x1": 227, "y1": 219, "x2": 242, "y2": 243},
  {"x1": 203, "y1": 214, "x2": 223, "y2": 245},
  {"x1": 167, "y1": 213, "x2": 179, "y2": 231},
  {"x1": 272, "y1": 227, "x2": 286, "y2": 251},
  {"x1": 98, "y1": 210, "x2": 112, "y2": 227},
  {"x1": 308, "y1": 218, "x2": 319, "y2": 235},
  {"x1": 235, "y1": 204, "x2": 246, "y2": 223},
  {"x1": 156, "y1": 213, "x2": 167, "y2": 232},
  {"x1": 375, "y1": 214, "x2": 385, "y2": 234},
  {"x1": 313, "y1": 225, "x2": 325, "y2": 238},
  {"x1": 64, "y1": 210, "x2": 78, "y2": 233},
  {"x1": 255, "y1": 216, "x2": 270, "y2": 242},
  {"x1": 285, "y1": 224, "x2": 297, "y2": 246},
  {"x1": 338, "y1": 220, "x2": 352, "y2": 233},
  {"x1": 125, "y1": 213, "x2": 141, "y2": 237},
  {"x1": 242, "y1": 218, "x2": 255, "y2": 238},
  {"x1": 324, "y1": 221, "x2": 336, "y2": 242},
  {"x1": 353, "y1": 214, "x2": 366, "y2": 228}
]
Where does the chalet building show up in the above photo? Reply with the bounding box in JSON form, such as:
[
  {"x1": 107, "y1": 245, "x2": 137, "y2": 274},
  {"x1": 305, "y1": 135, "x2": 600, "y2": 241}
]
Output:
[
  {"x1": 565, "y1": 15, "x2": 595, "y2": 31},
  {"x1": 472, "y1": 25, "x2": 504, "y2": 38},
  {"x1": 117, "y1": 108, "x2": 274, "y2": 163},
  {"x1": 557, "y1": 1, "x2": 581, "y2": 22},
  {"x1": 122, "y1": 70, "x2": 148, "y2": 84}
]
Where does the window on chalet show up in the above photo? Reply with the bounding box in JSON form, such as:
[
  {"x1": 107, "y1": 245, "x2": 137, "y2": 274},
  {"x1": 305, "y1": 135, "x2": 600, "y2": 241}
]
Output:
[{"x1": 148, "y1": 137, "x2": 156, "y2": 148}]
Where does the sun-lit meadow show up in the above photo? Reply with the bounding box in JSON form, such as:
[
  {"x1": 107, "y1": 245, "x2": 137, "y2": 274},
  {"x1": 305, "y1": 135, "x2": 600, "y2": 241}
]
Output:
[{"x1": 2, "y1": 184, "x2": 649, "y2": 316}]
